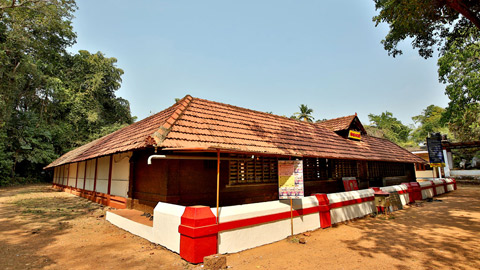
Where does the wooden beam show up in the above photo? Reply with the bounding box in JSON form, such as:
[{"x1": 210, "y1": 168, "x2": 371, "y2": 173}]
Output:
[
  {"x1": 107, "y1": 155, "x2": 113, "y2": 195},
  {"x1": 75, "y1": 162, "x2": 79, "y2": 189}
]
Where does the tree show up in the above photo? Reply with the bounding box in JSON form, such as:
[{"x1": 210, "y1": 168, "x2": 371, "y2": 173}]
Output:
[
  {"x1": 58, "y1": 50, "x2": 133, "y2": 145},
  {"x1": 372, "y1": 0, "x2": 480, "y2": 58},
  {"x1": 0, "y1": 1, "x2": 133, "y2": 185},
  {"x1": 411, "y1": 105, "x2": 449, "y2": 144},
  {"x1": 292, "y1": 104, "x2": 315, "y2": 122},
  {"x1": 367, "y1": 111, "x2": 412, "y2": 145},
  {"x1": 438, "y1": 36, "x2": 480, "y2": 141},
  {"x1": 0, "y1": 0, "x2": 77, "y2": 183}
]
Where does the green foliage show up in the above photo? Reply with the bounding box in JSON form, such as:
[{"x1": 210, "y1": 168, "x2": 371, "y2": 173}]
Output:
[
  {"x1": 438, "y1": 34, "x2": 480, "y2": 141},
  {"x1": 292, "y1": 104, "x2": 314, "y2": 122},
  {"x1": 411, "y1": 105, "x2": 450, "y2": 144},
  {"x1": 367, "y1": 111, "x2": 412, "y2": 145},
  {"x1": 373, "y1": 0, "x2": 480, "y2": 58},
  {"x1": 0, "y1": 1, "x2": 133, "y2": 186}
]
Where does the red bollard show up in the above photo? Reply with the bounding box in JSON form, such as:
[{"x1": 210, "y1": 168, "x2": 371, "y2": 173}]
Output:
[
  {"x1": 314, "y1": 194, "x2": 331, "y2": 228},
  {"x1": 178, "y1": 206, "x2": 218, "y2": 263},
  {"x1": 401, "y1": 183, "x2": 415, "y2": 204}
]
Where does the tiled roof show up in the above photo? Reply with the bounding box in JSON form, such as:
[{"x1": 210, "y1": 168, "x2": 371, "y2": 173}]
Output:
[
  {"x1": 46, "y1": 95, "x2": 425, "y2": 168},
  {"x1": 316, "y1": 115, "x2": 357, "y2": 132},
  {"x1": 44, "y1": 97, "x2": 191, "y2": 168}
]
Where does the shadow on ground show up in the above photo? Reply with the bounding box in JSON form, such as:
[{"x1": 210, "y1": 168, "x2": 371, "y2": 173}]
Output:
[
  {"x1": 0, "y1": 184, "x2": 104, "y2": 269},
  {"x1": 343, "y1": 185, "x2": 480, "y2": 270}
]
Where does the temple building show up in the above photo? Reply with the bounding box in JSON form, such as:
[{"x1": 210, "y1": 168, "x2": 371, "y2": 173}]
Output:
[{"x1": 46, "y1": 95, "x2": 425, "y2": 212}]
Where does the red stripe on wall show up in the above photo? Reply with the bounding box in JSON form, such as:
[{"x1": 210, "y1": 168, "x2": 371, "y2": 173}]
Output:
[
  {"x1": 218, "y1": 196, "x2": 375, "y2": 232},
  {"x1": 329, "y1": 196, "x2": 374, "y2": 209},
  {"x1": 218, "y1": 206, "x2": 320, "y2": 232}
]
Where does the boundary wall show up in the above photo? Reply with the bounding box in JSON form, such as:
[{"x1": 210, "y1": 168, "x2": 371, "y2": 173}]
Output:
[{"x1": 106, "y1": 178, "x2": 457, "y2": 263}]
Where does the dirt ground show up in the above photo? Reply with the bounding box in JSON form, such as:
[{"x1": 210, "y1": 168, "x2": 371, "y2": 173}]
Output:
[{"x1": 1, "y1": 184, "x2": 479, "y2": 270}]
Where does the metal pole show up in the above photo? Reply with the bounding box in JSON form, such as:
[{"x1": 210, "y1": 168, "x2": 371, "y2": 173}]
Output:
[{"x1": 216, "y1": 149, "x2": 220, "y2": 224}]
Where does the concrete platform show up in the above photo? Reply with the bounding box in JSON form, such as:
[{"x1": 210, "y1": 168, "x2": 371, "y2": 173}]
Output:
[{"x1": 109, "y1": 209, "x2": 153, "y2": 227}]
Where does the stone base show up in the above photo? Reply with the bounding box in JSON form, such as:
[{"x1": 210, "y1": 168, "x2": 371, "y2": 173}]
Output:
[{"x1": 204, "y1": 254, "x2": 227, "y2": 270}]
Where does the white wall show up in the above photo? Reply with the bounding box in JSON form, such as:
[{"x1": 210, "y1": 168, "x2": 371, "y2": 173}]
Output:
[
  {"x1": 450, "y1": 170, "x2": 480, "y2": 177},
  {"x1": 107, "y1": 179, "x2": 457, "y2": 260},
  {"x1": 152, "y1": 202, "x2": 185, "y2": 253},
  {"x1": 77, "y1": 161, "x2": 86, "y2": 189},
  {"x1": 110, "y1": 152, "x2": 131, "y2": 197},
  {"x1": 419, "y1": 181, "x2": 434, "y2": 199},
  {"x1": 68, "y1": 163, "x2": 77, "y2": 187},
  {"x1": 62, "y1": 165, "x2": 68, "y2": 186},
  {"x1": 84, "y1": 159, "x2": 96, "y2": 191},
  {"x1": 95, "y1": 156, "x2": 110, "y2": 194},
  {"x1": 328, "y1": 189, "x2": 376, "y2": 224},
  {"x1": 432, "y1": 179, "x2": 445, "y2": 195},
  {"x1": 416, "y1": 170, "x2": 434, "y2": 178},
  {"x1": 218, "y1": 196, "x2": 320, "y2": 254}
]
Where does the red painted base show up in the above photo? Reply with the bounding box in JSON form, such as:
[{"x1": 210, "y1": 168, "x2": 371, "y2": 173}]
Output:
[{"x1": 178, "y1": 206, "x2": 218, "y2": 263}]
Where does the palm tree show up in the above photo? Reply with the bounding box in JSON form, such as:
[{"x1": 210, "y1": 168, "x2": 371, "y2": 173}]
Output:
[{"x1": 293, "y1": 104, "x2": 314, "y2": 122}]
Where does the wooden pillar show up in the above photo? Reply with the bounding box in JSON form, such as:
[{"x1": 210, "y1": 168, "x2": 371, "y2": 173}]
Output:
[
  {"x1": 216, "y1": 149, "x2": 220, "y2": 224},
  {"x1": 107, "y1": 155, "x2": 113, "y2": 206},
  {"x1": 93, "y1": 158, "x2": 98, "y2": 199},
  {"x1": 107, "y1": 155, "x2": 113, "y2": 195},
  {"x1": 127, "y1": 154, "x2": 135, "y2": 209}
]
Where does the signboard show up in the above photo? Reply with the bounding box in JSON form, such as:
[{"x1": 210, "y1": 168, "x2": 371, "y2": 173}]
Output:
[
  {"x1": 342, "y1": 177, "x2": 359, "y2": 191},
  {"x1": 426, "y1": 136, "x2": 445, "y2": 167},
  {"x1": 348, "y1": 130, "x2": 361, "y2": 140},
  {"x1": 278, "y1": 160, "x2": 304, "y2": 199}
]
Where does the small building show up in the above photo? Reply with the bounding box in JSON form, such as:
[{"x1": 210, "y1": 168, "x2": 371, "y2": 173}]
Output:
[{"x1": 45, "y1": 95, "x2": 425, "y2": 212}]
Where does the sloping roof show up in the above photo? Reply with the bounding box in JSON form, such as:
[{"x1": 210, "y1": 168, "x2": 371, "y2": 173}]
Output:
[
  {"x1": 317, "y1": 115, "x2": 356, "y2": 131},
  {"x1": 45, "y1": 98, "x2": 190, "y2": 168},
  {"x1": 316, "y1": 114, "x2": 366, "y2": 134},
  {"x1": 46, "y1": 95, "x2": 425, "y2": 168}
]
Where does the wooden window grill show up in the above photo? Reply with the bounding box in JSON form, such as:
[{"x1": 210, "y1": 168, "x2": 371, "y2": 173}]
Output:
[
  {"x1": 303, "y1": 158, "x2": 329, "y2": 181},
  {"x1": 368, "y1": 161, "x2": 406, "y2": 178},
  {"x1": 229, "y1": 154, "x2": 278, "y2": 185},
  {"x1": 331, "y1": 159, "x2": 357, "y2": 180}
]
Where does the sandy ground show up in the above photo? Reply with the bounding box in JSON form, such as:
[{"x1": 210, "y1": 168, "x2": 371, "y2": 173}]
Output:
[{"x1": 1, "y1": 184, "x2": 479, "y2": 270}]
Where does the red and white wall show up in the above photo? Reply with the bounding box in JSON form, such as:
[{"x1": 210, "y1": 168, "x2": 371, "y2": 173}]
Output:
[{"x1": 106, "y1": 178, "x2": 457, "y2": 263}]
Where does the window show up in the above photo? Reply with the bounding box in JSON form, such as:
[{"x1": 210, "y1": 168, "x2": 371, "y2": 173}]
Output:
[
  {"x1": 368, "y1": 161, "x2": 406, "y2": 178},
  {"x1": 228, "y1": 154, "x2": 278, "y2": 185},
  {"x1": 331, "y1": 159, "x2": 357, "y2": 179},
  {"x1": 303, "y1": 158, "x2": 329, "y2": 181}
]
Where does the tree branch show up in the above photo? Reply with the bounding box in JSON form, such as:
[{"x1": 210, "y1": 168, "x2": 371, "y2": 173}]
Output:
[
  {"x1": 446, "y1": 0, "x2": 480, "y2": 30},
  {"x1": 0, "y1": 0, "x2": 47, "y2": 11}
]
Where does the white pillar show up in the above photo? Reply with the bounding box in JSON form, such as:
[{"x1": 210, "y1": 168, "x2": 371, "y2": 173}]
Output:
[{"x1": 443, "y1": 149, "x2": 452, "y2": 177}]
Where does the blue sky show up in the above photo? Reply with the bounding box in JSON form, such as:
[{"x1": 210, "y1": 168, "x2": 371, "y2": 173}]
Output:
[{"x1": 69, "y1": 0, "x2": 450, "y2": 126}]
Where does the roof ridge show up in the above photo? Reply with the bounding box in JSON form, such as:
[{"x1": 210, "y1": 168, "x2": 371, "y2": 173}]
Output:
[
  {"x1": 316, "y1": 114, "x2": 356, "y2": 124},
  {"x1": 148, "y1": 95, "x2": 194, "y2": 146},
  {"x1": 192, "y1": 96, "x2": 325, "y2": 127}
]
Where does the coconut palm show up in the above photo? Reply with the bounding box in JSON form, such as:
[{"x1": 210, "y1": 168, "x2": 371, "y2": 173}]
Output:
[{"x1": 293, "y1": 104, "x2": 314, "y2": 122}]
